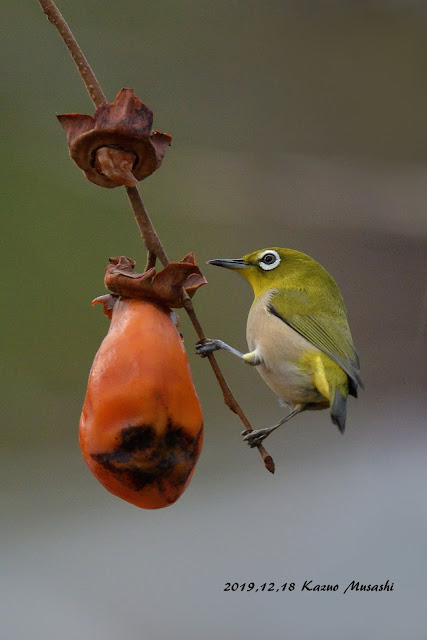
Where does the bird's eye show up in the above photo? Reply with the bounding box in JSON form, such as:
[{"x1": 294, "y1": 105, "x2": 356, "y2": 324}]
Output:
[
  {"x1": 262, "y1": 253, "x2": 275, "y2": 264},
  {"x1": 259, "y1": 250, "x2": 281, "y2": 271}
]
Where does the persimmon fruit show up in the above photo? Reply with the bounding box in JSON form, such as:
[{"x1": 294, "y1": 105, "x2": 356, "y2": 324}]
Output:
[{"x1": 79, "y1": 296, "x2": 203, "y2": 509}]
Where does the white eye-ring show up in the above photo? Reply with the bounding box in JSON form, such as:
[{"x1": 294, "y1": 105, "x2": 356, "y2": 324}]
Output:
[{"x1": 258, "y1": 249, "x2": 281, "y2": 271}]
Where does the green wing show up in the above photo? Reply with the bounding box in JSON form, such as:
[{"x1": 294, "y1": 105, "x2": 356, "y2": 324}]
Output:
[{"x1": 269, "y1": 289, "x2": 363, "y2": 394}]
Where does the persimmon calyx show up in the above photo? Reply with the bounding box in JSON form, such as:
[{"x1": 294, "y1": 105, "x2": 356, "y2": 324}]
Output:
[
  {"x1": 99, "y1": 253, "x2": 206, "y2": 308},
  {"x1": 57, "y1": 88, "x2": 172, "y2": 188}
]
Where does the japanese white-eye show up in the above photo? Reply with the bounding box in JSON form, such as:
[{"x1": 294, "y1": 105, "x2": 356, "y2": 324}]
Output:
[{"x1": 196, "y1": 247, "x2": 363, "y2": 447}]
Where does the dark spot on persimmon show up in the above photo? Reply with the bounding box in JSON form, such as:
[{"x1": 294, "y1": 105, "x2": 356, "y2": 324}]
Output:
[
  {"x1": 91, "y1": 420, "x2": 202, "y2": 492},
  {"x1": 120, "y1": 424, "x2": 155, "y2": 452},
  {"x1": 125, "y1": 469, "x2": 157, "y2": 491}
]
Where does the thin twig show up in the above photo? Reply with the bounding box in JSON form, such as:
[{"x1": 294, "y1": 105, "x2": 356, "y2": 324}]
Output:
[
  {"x1": 144, "y1": 251, "x2": 157, "y2": 272},
  {"x1": 126, "y1": 187, "x2": 169, "y2": 267},
  {"x1": 181, "y1": 294, "x2": 274, "y2": 473},
  {"x1": 37, "y1": 0, "x2": 275, "y2": 474}
]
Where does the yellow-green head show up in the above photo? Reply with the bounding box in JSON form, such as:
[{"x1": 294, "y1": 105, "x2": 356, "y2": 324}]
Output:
[{"x1": 208, "y1": 247, "x2": 343, "y2": 303}]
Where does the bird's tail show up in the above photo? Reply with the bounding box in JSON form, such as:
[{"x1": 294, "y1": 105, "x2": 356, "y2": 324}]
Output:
[{"x1": 330, "y1": 388, "x2": 347, "y2": 434}]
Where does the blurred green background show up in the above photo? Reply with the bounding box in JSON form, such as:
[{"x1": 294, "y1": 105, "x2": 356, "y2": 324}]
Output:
[{"x1": 2, "y1": 1, "x2": 426, "y2": 638}]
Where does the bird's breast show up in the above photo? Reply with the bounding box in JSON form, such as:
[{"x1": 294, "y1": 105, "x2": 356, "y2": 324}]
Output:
[{"x1": 246, "y1": 291, "x2": 325, "y2": 406}]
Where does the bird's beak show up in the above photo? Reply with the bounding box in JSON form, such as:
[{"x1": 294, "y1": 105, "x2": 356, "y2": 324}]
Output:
[{"x1": 207, "y1": 258, "x2": 249, "y2": 270}]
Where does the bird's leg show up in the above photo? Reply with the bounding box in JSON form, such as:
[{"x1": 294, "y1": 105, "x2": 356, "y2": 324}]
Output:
[
  {"x1": 195, "y1": 339, "x2": 261, "y2": 366},
  {"x1": 242, "y1": 405, "x2": 306, "y2": 447}
]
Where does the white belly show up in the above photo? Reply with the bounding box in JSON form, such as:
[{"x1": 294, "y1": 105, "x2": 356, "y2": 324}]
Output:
[{"x1": 246, "y1": 292, "x2": 325, "y2": 406}]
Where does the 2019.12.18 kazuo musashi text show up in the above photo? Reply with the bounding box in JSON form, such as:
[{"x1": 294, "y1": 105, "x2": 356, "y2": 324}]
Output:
[{"x1": 223, "y1": 580, "x2": 394, "y2": 594}]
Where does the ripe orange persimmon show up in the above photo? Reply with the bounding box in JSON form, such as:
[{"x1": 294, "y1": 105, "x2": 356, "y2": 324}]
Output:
[{"x1": 79, "y1": 297, "x2": 203, "y2": 509}]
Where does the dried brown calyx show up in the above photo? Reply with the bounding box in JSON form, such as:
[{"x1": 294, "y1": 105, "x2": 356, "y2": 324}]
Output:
[
  {"x1": 57, "y1": 88, "x2": 172, "y2": 188},
  {"x1": 96, "y1": 253, "x2": 207, "y2": 311}
]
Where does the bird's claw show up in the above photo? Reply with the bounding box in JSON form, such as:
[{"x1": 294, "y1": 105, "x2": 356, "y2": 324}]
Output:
[
  {"x1": 242, "y1": 428, "x2": 271, "y2": 448},
  {"x1": 195, "y1": 338, "x2": 220, "y2": 357}
]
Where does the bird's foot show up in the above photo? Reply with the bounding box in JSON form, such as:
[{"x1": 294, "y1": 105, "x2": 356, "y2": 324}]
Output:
[
  {"x1": 195, "y1": 338, "x2": 222, "y2": 357},
  {"x1": 242, "y1": 427, "x2": 273, "y2": 448}
]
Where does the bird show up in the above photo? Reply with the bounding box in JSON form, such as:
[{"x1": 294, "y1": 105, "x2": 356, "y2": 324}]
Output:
[{"x1": 196, "y1": 247, "x2": 363, "y2": 447}]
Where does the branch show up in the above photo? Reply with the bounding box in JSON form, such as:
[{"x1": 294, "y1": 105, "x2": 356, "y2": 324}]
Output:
[
  {"x1": 125, "y1": 187, "x2": 169, "y2": 267},
  {"x1": 37, "y1": 0, "x2": 275, "y2": 474}
]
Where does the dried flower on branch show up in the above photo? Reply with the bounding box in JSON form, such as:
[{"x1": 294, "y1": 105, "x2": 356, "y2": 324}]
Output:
[{"x1": 57, "y1": 88, "x2": 171, "y2": 188}]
